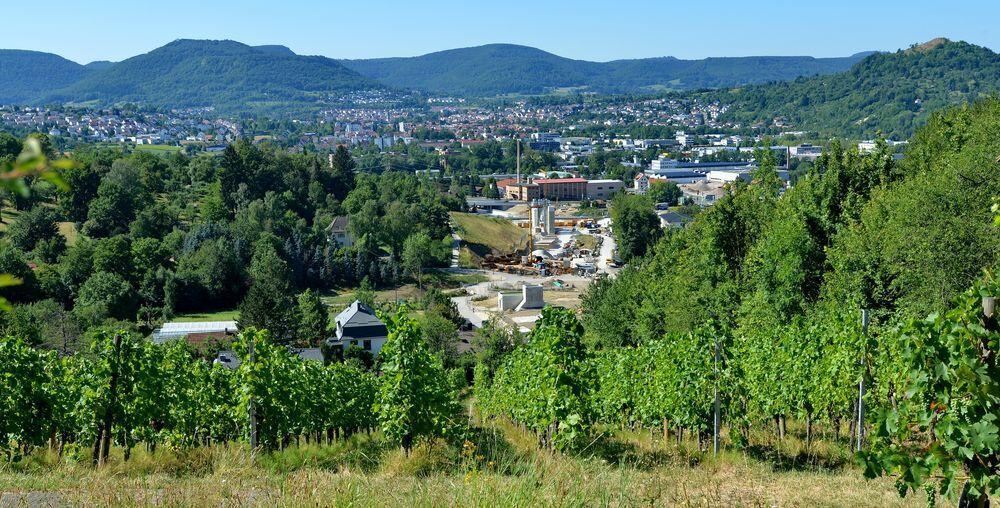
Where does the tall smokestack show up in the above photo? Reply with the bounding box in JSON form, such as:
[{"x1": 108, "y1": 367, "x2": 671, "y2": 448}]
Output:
[{"x1": 516, "y1": 139, "x2": 521, "y2": 183}]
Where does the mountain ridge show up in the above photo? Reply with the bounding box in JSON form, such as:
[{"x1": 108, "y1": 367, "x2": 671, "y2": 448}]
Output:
[
  {"x1": 0, "y1": 37, "x2": 995, "y2": 136},
  {"x1": 715, "y1": 38, "x2": 1000, "y2": 138},
  {"x1": 38, "y1": 39, "x2": 383, "y2": 114},
  {"x1": 0, "y1": 40, "x2": 877, "y2": 110},
  {"x1": 341, "y1": 43, "x2": 874, "y2": 96},
  {"x1": 0, "y1": 49, "x2": 94, "y2": 104}
]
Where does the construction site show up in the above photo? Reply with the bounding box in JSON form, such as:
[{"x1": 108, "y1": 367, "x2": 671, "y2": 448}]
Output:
[
  {"x1": 477, "y1": 198, "x2": 612, "y2": 278},
  {"x1": 450, "y1": 196, "x2": 619, "y2": 333},
  {"x1": 448, "y1": 141, "x2": 620, "y2": 332}
]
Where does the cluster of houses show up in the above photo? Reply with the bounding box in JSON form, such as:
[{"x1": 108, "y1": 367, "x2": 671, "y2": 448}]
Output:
[
  {"x1": 0, "y1": 105, "x2": 239, "y2": 145},
  {"x1": 151, "y1": 300, "x2": 389, "y2": 368}
]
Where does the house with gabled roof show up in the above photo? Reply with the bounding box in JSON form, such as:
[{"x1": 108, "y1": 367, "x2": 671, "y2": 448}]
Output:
[
  {"x1": 326, "y1": 216, "x2": 353, "y2": 247},
  {"x1": 327, "y1": 300, "x2": 389, "y2": 356}
]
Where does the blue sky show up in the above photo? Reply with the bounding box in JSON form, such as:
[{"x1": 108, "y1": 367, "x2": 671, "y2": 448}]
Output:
[{"x1": 4, "y1": 0, "x2": 997, "y2": 63}]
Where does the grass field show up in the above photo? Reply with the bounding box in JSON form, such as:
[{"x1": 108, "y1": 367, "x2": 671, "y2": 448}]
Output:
[
  {"x1": 1, "y1": 208, "x2": 79, "y2": 246},
  {"x1": 449, "y1": 212, "x2": 528, "y2": 266},
  {"x1": 133, "y1": 144, "x2": 183, "y2": 155},
  {"x1": 321, "y1": 285, "x2": 424, "y2": 311},
  {"x1": 172, "y1": 309, "x2": 239, "y2": 323},
  {"x1": 57, "y1": 221, "x2": 80, "y2": 246},
  {"x1": 429, "y1": 270, "x2": 489, "y2": 286},
  {"x1": 0, "y1": 418, "x2": 920, "y2": 507},
  {"x1": 320, "y1": 271, "x2": 484, "y2": 309}
]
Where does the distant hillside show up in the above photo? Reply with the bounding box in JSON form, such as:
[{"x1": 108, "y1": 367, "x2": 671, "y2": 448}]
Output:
[
  {"x1": 0, "y1": 50, "x2": 92, "y2": 103},
  {"x1": 83, "y1": 61, "x2": 116, "y2": 71},
  {"x1": 598, "y1": 53, "x2": 873, "y2": 92},
  {"x1": 42, "y1": 40, "x2": 384, "y2": 114},
  {"x1": 718, "y1": 39, "x2": 1000, "y2": 138},
  {"x1": 252, "y1": 45, "x2": 296, "y2": 56},
  {"x1": 342, "y1": 44, "x2": 871, "y2": 96}
]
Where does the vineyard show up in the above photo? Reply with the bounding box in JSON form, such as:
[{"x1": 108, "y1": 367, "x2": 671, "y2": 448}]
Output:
[
  {"x1": 3, "y1": 285, "x2": 995, "y2": 505},
  {"x1": 2, "y1": 102, "x2": 1000, "y2": 505},
  {"x1": 475, "y1": 279, "x2": 1000, "y2": 503},
  {"x1": 475, "y1": 306, "x2": 874, "y2": 454},
  {"x1": 0, "y1": 308, "x2": 463, "y2": 467}
]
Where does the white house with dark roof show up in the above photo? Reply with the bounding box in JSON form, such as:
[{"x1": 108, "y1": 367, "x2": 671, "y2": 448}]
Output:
[{"x1": 327, "y1": 300, "x2": 389, "y2": 356}]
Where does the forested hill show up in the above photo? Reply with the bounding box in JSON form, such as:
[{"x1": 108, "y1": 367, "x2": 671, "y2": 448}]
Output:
[
  {"x1": 718, "y1": 38, "x2": 1000, "y2": 138},
  {"x1": 341, "y1": 43, "x2": 870, "y2": 96},
  {"x1": 0, "y1": 50, "x2": 93, "y2": 104},
  {"x1": 39, "y1": 40, "x2": 385, "y2": 114}
]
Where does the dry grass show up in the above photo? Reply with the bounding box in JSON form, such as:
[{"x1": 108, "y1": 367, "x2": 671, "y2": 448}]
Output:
[
  {"x1": 0, "y1": 421, "x2": 926, "y2": 507},
  {"x1": 574, "y1": 233, "x2": 598, "y2": 251}
]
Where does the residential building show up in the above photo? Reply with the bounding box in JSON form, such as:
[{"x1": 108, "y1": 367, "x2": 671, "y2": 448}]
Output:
[
  {"x1": 635, "y1": 172, "x2": 700, "y2": 193},
  {"x1": 858, "y1": 140, "x2": 878, "y2": 153},
  {"x1": 634, "y1": 172, "x2": 652, "y2": 194},
  {"x1": 505, "y1": 182, "x2": 541, "y2": 201},
  {"x1": 328, "y1": 300, "x2": 389, "y2": 356},
  {"x1": 538, "y1": 170, "x2": 576, "y2": 179},
  {"x1": 858, "y1": 139, "x2": 908, "y2": 153},
  {"x1": 494, "y1": 178, "x2": 517, "y2": 195},
  {"x1": 658, "y1": 211, "x2": 694, "y2": 229},
  {"x1": 691, "y1": 146, "x2": 737, "y2": 158},
  {"x1": 326, "y1": 216, "x2": 353, "y2": 248}
]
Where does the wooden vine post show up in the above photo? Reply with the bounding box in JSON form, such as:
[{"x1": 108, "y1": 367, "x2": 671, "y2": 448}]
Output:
[{"x1": 856, "y1": 309, "x2": 870, "y2": 453}]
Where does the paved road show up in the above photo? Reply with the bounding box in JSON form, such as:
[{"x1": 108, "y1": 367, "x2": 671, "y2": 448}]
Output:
[
  {"x1": 451, "y1": 294, "x2": 485, "y2": 328},
  {"x1": 596, "y1": 231, "x2": 619, "y2": 277},
  {"x1": 450, "y1": 231, "x2": 461, "y2": 268}
]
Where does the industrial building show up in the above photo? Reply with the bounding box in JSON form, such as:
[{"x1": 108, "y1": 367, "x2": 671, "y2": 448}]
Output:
[
  {"x1": 505, "y1": 177, "x2": 624, "y2": 202},
  {"x1": 535, "y1": 177, "x2": 587, "y2": 201},
  {"x1": 585, "y1": 179, "x2": 624, "y2": 200}
]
